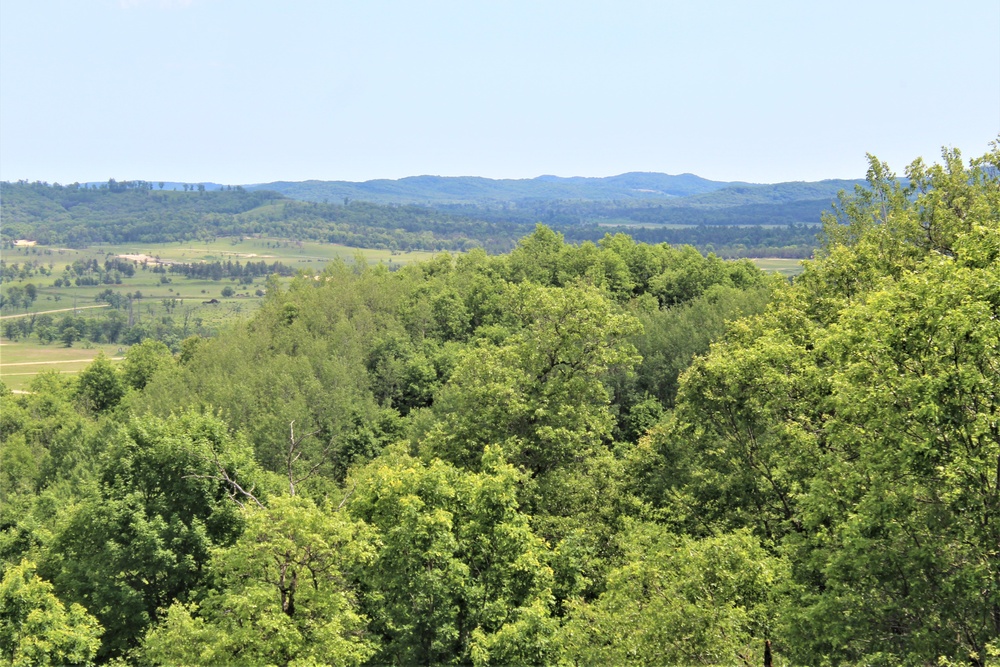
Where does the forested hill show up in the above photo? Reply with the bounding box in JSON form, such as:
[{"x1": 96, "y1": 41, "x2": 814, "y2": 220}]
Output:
[
  {"x1": 247, "y1": 172, "x2": 736, "y2": 203},
  {"x1": 2, "y1": 179, "x2": 833, "y2": 257},
  {"x1": 1, "y1": 182, "x2": 280, "y2": 245},
  {"x1": 247, "y1": 172, "x2": 865, "y2": 206},
  {"x1": 2, "y1": 146, "x2": 998, "y2": 666},
  {"x1": 0, "y1": 182, "x2": 503, "y2": 251}
]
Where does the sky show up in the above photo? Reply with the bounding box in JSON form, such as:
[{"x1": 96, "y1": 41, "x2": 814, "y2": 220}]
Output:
[{"x1": 1, "y1": 0, "x2": 998, "y2": 185}]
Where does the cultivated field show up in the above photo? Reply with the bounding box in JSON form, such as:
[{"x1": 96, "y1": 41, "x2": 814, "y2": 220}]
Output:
[
  {"x1": 88, "y1": 237, "x2": 437, "y2": 267},
  {"x1": 0, "y1": 339, "x2": 123, "y2": 391},
  {"x1": 750, "y1": 257, "x2": 806, "y2": 276}
]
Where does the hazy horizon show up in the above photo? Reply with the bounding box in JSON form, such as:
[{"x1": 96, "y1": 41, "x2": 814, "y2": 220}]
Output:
[{"x1": 2, "y1": 1, "x2": 997, "y2": 185}]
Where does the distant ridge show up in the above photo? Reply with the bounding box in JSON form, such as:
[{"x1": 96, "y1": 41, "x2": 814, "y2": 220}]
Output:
[
  {"x1": 245, "y1": 172, "x2": 746, "y2": 204},
  {"x1": 245, "y1": 172, "x2": 864, "y2": 207},
  {"x1": 60, "y1": 173, "x2": 866, "y2": 208}
]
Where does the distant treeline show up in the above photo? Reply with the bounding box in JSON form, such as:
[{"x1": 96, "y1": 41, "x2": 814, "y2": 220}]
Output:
[
  {"x1": 2, "y1": 180, "x2": 826, "y2": 256},
  {"x1": 437, "y1": 196, "x2": 835, "y2": 227},
  {"x1": 2, "y1": 304, "x2": 212, "y2": 348},
  {"x1": 162, "y1": 259, "x2": 296, "y2": 281}
]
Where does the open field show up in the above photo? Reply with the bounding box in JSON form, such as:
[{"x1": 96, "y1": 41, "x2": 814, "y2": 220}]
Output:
[
  {"x1": 751, "y1": 257, "x2": 806, "y2": 277},
  {"x1": 87, "y1": 238, "x2": 437, "y2": 268},
  {"x1": 0, "y1": 339, "x2": 123, "y2": 391},
  {"x1": 595, "y1": 220, "x2": 700, "y2": 229},
  {"x1": 5, "y1": 237, "x2": 438, "y2": 267},
  {"x1": 2, "y1": 272, "x2": 264, "y2": 326},
  {"x1": 1, "y1": 304, "x2": 110, "y2": 320}
]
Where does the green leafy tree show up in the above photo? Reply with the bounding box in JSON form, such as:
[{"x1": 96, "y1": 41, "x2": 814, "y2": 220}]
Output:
[
  {"x1": 60, "y1": 326, "x2": 79, "y2": 347},
  {"x1": 132, "y1": 261, "x2": 387, "y2": 477},
  {"x1": 2, "y1": 321, "x2": 21, "y2": 342},
  {"x1": 119, "y1": 339, "x2": 173, "y2": 391},
  {"x1": 348, "y1": 446, "x2": 558, "y2": 666},
  {"x1": 422, "y1": 281, "x2": 640, "y2": 475},
  {"x1": 558, "y1": 527, "x2": 786, "y2": 666},
  {"x1": 417, "y1": 281, "x2": 642, "y2": 603},
  {"x1": 23, "y1": 283, "x2": 37, "y2": 305},
  {"x1": 0, "y1": 560, "x2": 102, "y2": 667},
  {"x1": 45, "y1": 412, "x2": 261, "y2": 660},
  {"x1": 365, "y1": 333, "x2": 439, "y2": 414},
  {"x1": 647, "y1": 144, "x2": 1000, "y2": 664},
  {"x1": 75, "y1": 353, "x2": 124, "y2": 413},
  {"x1": 780, "y1": 256, "x2": 1000, "y2": 664},
  {"x1": 143, "y1": 495, "x2": 376, "y2": 666},
  {"x1": 0, "y1": 371, "x2": 95, "y2": 501},
  {"x1": 2, "y1": 286, "x2": 24, "y2": 311},
  {"x1": 35, "y1": 325, "x2": 54, "y2": 345}
]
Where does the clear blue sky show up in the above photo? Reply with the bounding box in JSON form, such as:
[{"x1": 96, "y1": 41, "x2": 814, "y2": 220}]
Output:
[{"x1": 2, "y1": 0, "x2": 998, "y2": 185}]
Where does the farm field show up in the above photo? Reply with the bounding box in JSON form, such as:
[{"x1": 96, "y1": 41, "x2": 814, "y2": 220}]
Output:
[
  {"x1": 88, "y1": 237, "x2": 438, "y2": 267},
  {"x1": 595, "y1": 221, "x2": 821, "y2": 230},
  {"x1": 0, "y1": 339, "x2": 123, "y2": 391},
  {"x1": 750, "y1": 257, "x2": 805, "y2": 276},
  {"x1": 2, "y1": 268, "x2": 264, "y2": 325}
]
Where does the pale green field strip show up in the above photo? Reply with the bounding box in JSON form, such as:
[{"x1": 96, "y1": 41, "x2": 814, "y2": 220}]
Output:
[
  {"x1": 4, "y1": 359, "x2": 118, "y2": 366},
  {"x1": 82, "y1": 238, "x2": 437, "y2": 266},
  {"x1": 595, "y1": 222, "x2": 822, "y2": 229},
  {"x1": 0, "y1": 341, "x2": 124, "y2": 391},
  {"x1": 750, "y1": 258, "x2": 805, "y2": 276},
  {"x1": 0, "y1": 304, "x2": 110, "y2": 319}
]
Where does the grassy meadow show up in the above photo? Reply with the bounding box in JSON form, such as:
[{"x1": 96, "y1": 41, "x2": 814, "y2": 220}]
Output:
[
  {"x1": 749, "y1": 257, "x2": 806, "y2": 277},
  {"x1": 0, "y1": 339, "x2": 123, "y2": 391}
]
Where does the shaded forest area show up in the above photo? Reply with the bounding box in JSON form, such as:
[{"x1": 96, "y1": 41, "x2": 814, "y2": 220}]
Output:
[
  {"x1": 2, "y1": 178, "x2": 829, "y2": 257},
  {"x1": 2, "y1": 146, "x2": 999, "y2": 666}
]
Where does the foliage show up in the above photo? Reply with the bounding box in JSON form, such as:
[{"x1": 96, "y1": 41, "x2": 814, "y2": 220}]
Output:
[
  {"x1": 75, "y1": 353, "x2": 124, "y2": 413},
  {"x1": 348, "y1": 446, "x2": 558, "y2": 666},
  {"x1": 0, "y1": 560, "x2": 102, "y2": 667},
  {"x1": 119, "y1": 339, "x2": 173, "y2": 391},
  {"x1": 637, "y1": 144, "x2": 1000, "y2": 664},
  {"x1": 43, "y1": 411, "x2": 261, "y2": 660},
  {"x1": 557, "y1": 526, "x2": 786, "y2": 666},
  {"x1": 421, "y1": 280, "x2": 641, "y2": 473},
  {"x1": 143, "y1": 495, "x2": 376, "y2": 666}
]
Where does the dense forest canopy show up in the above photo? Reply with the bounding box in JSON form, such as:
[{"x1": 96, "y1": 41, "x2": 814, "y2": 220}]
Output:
[{"x1": 1, "y1": 144, "x2": 998, "y2": 665}]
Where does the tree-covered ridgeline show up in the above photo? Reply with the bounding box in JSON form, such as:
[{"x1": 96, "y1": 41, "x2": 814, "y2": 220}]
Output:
[
  {"x1": 2, "y1": 179, "x2": 824, "y2": 257},
  {"x1": 1, "y1": 144, "x2": 998, "y2": 665},
  {"x1": 245, "y1": 171, "x2": 864, "y2": 205}
]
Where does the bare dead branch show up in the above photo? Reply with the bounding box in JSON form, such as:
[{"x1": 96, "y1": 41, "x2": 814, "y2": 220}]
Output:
[
  {"x1": 186, "y1": 442, "x2": 265, "y2": 510},
  {"x1": 336, "y1": 483, "x2": 357, "y2": 511},
  {"x1": 286, "y1": 419, "x2": 326, "y2": 496}
]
